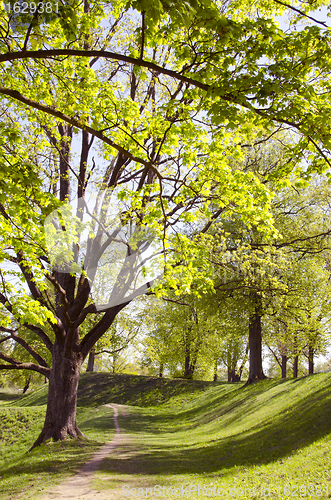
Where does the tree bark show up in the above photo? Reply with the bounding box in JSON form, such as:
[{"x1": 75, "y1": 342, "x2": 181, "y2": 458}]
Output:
[
  {"x1": 227, "y1": 348, "x2": 235, "y2": 382},
  {"x1": 183, "y1": 338, "x2": 193, "y2": 378},
  {"x1": 247, "y1": 301, "x2": 266, "y2": 384},
  {"x1": 293, "y1": 355, "x2": 298, "y2": 378},
  {"x1": 86, "y1": 350, "x2": 95, "y2": 372},
  {"x1": 184, "y1": 358, "x2": 195, "y2": 379},
  {"x1": 228, "y1": 367, "x2": 235, "y2": 382},
  {"x1": 23, "y1": 375, "x2": 31, "y2": 394},
  {"x1": 281, "y1": 354, "x2": 287, "y2": 379},
  {"x1": 112, "y1": 353, "x2": 119, "y2": 373},
  {"x1": 293, "y1": 334, "x2": 298, "y2": 378},
  {"x1": 32, "y1": 340, "x2": 83, "y2": 448},
  {"x1": 159, "y1": 363, "x2": 164, "y2": 378},
  {"x1": 58, "y1": 123, "x2": 72, "y2": 202},
  {"x1": 184, "y1": 351, "x2": 193, "y2": 378},
  {"x1": 238, "y1": 342, "x2": 248, "y2": 381},
  {"x1": 308, "y1": 345, "x2": 314, "y2": 375},
  {"x1": 213, "y1": 359, "x2": 218, "y2": 381}
]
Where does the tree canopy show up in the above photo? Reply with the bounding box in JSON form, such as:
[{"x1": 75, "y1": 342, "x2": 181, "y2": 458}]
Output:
[{"x1": 1, "y1": 0, "x2": 331, "y2": 444}]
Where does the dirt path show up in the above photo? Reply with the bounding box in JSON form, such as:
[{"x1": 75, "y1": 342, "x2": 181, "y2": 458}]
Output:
[{"x1": 40, "y1": 404, "x2": 128, "y2": 500}]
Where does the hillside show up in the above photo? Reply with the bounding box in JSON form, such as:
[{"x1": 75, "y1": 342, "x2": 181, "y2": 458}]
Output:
[
  {"x1": 1, "y1": 373, "x2": 331, "y2": 499},
  {"x1": 13, "y1": 372, "x2": 224, "y2": 408}
]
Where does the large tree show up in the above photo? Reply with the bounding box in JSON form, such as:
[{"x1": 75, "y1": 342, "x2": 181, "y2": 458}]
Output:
[
  {"x1": 209, "y1": 145, "x2": 331, "y2": 383},
  {"x1": 1, "y1": 0, "x2": 331, "y2": 445}
]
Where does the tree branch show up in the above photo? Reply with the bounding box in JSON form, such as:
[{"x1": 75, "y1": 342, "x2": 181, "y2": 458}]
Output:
[
  {"x1": 45, "y1": 273, "x2": 73, "y2": 327},
  {"x1": 0, "y1": 87, "x2": 163, "y2": 179},
  {"x1": 80, "y1": 302, "x2": 129, "y2": 360},
  {"x1": 272, "y1": 0, "x2": 327, "y2": 27},
  {"x1": 200, "y1": 208, "x2": 226, "y2": 234},
  {"x1": 16, "y1": 251, "x2": 45, "y2": 303},
  {"x1": 0, "y1": 334, "x2": 11, "y2": 344},
  {"x1": 265, "y1": 341, "x2": 282, "y2": 368},
  {"x1": 0, "y1": 358, "x2": 50, "y2": 377},
  {"x1": 0, "y1": 326, "x2": 16, "y2": 334},
  {"x1": 10, "y1": 331, "x2": 50, "y2": 368},
  {"x1": 0, "y1": 49, "x2": 209, "y2": 91},
  {"x1": 24, "y1": 324, "x2": 53, "y2": 352},
  {"x1": 95, "y1": 346, "x2": 128, "y2": 356},
  {"x1": 0, "y1": 292, "x2": 53, "y2": 351}
]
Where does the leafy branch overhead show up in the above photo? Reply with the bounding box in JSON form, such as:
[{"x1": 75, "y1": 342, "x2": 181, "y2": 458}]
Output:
[{"x1": 0, "y1": 0, "x2": 331, "y2": 444}]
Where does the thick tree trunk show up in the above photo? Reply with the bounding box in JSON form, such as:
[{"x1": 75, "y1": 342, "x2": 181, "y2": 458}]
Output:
[
  {"x1": 308, "y1": 346, "x2": 314, "y2": 375},
  {"x1": 183, "y1": 358, "x2": 195, "y2": 379},
  {"x1": 293, "y1": 355, "x2": 298, "y2": 378},
  {"x1": 281, "y1": 354, "x2": 287, "y2": 379},
  {"x1": 32, "y1": 342, "x2": 83, "y2": 448},
  {"x1": 86, "y1": 350, "x2": 95, "y2": 372},
  {"x1": 159, "y1": 363, "x2": 164, "y2": 378},
  {"x1": 183, "y1": 327, "x2": 195, "y2": 379},
  {"x1": 247, "y1": 304, "x2": 266, "y2": 384},
  {"x1": 227, "y1": 349, "x2": 237, "y2": 382}
]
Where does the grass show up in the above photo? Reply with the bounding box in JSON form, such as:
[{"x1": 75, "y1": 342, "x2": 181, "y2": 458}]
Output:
[
  {"x1": 0, "y1": 373, "x2": 216, "y2": 499},
  {"x1": 0, "y1": 400, "x2": 116, "y2": 499},
  {"x1": 92, "y1": 374, "x2": 331, "y2": 499},
  {"x1": 1, "y1": 373, "x2": 331, "y2": 499},
  {"x1": 12, "y1": 372, "x2": 217, "y2": 408}
]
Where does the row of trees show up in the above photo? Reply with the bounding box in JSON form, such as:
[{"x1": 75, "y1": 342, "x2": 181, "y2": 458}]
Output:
[
  {"x1": 71, "y1": 157, "x2": 331, "y2": 383},
  {"x1": 1, "y1": 0, "x2": 331, "y2": 446},
  {"x1": 137, "y1": 170, "x2": 331, "y2": 382}
]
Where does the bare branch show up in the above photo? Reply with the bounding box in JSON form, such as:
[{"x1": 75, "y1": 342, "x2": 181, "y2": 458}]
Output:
[
  {"x1": 0, "y1": 326, "x2": 16, "y2": 334},
  {"x1": 265, "y1": 340, "x2": 282, "y2": 368},
  {"x1": 45, "y1": 273, "x2": 73, "y2": 327},
  {"x1": 272, "y1": 0, "x2": 327, "y2": 27},
  {"x1": 0, "y1": 335, "x2": 11, "y2": 344}
]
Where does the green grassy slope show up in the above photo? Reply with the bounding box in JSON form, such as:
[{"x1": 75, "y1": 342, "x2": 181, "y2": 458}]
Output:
[
  {"x1": 0, "y1": 404, "x2": 116, "y2": 499},
  {"x1": 1, "y1": 373, "x2": 331, "y2": 499},
  {"x1": 0, "y1": 374, "x2": 225, "y2": 499},
  {"x1": 93, "y1": 374, "x2": 331, "y2": 499},
  {"x1": 12, "y1": 371, "x2": 221, "y2": 408}
]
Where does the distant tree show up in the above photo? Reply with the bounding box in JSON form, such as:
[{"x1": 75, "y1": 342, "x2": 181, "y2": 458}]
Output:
[
  {"x1": 212, "y1": 171, "x2": 331, "y2": 383},
  {"x1": 85, "y1": 312, "x2": 140, "y2": 372}
]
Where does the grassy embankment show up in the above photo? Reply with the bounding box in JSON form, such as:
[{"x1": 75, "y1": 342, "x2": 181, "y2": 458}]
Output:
[{"x1": 0, "y1": 372, "x2": 331, "y2": 499}]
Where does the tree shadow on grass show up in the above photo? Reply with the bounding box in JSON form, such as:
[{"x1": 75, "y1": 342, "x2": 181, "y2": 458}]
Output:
[
  {"x1": 79, "y1": 414, "x2": 115, "y2": 434},
  {"x1": 0, "y1": 439, "x2": 104, "y2": 499},
  {"x1": 11, "y1": 372, "x2": 227, "y2": 408},
  {"x1": 76, "y1": 372, "x2": 222, "y2": 408},
  {"x1": 0, "y1": 406, "x2": 115, "y2": 498},
  {"x1": 0, "y1": 391, "x2": 23, "y2": 402},
  {"x1": 99, "y1": 375, "x2": 331, "y2": 477}
]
